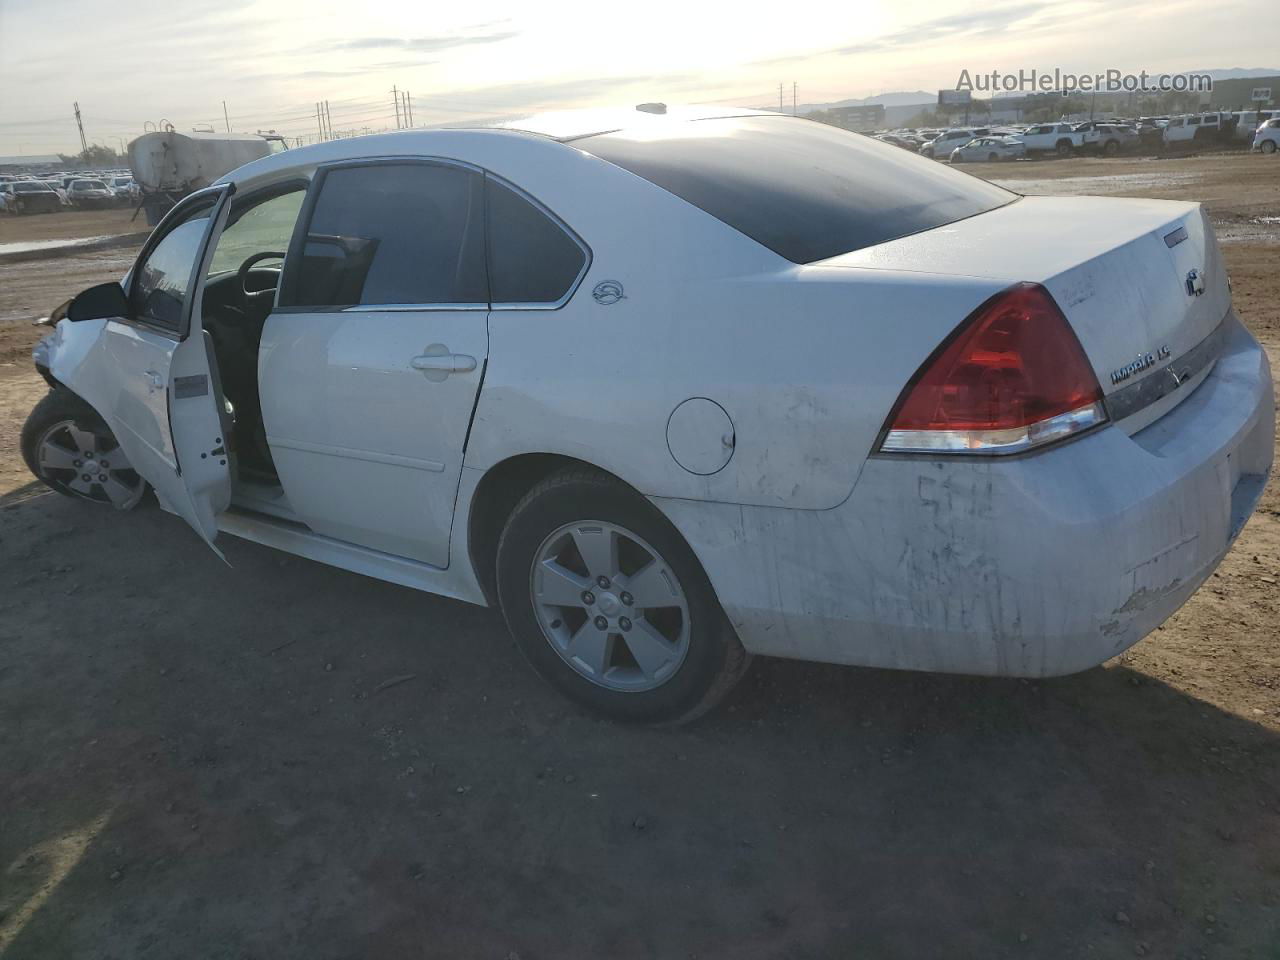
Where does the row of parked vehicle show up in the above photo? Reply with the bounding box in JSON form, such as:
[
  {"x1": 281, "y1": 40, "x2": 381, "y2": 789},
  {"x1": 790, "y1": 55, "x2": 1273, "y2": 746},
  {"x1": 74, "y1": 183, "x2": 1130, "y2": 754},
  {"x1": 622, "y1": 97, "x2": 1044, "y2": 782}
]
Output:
[
  {"x1": 874, "y1": 108, "x2": 1280, "y2": 163},
  {"x1": 0, "y1": 169, "x2": 138, "y2": 215}
]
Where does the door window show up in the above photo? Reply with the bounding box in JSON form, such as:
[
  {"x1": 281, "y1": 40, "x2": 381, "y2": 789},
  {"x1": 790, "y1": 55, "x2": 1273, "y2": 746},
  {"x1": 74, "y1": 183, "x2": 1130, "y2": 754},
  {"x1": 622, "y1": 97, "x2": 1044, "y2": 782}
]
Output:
[
  {"x1": 486, "y1": 179, "x2": 588, "y2": 306},
  {"x1": 130, "y1": 196, "x2": 217, "y2": 332},
  {"x1": 208, "y1": 186, "x2": 306, "y2": 277},
  {"x1": 281, "y1": 162, "x2": 486, "y2": 308}
]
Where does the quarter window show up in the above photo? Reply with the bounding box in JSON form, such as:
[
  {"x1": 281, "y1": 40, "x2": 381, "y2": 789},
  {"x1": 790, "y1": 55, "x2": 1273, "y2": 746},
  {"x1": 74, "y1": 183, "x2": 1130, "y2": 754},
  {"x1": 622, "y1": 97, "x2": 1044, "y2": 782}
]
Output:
[
  {"x1": 486, "y1": 179, "x2": 586, "y2": 305},
  {"x1": 130, "y1": 197, "x2": 216, "y2": 331},
  {"x1": 283, "y1": 162, "x2": 486, "y2": 308}
]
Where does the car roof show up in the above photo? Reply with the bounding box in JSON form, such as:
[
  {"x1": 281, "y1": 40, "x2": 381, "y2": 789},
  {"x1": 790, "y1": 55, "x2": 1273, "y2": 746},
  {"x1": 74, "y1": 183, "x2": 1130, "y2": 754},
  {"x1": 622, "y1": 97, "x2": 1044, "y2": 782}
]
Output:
[
  {"x1": 222, "y1": 105, "x2": 780, "y2": 188},
  {"x1": 486, "y1": 103, "x2": 772, "y2": 141}
]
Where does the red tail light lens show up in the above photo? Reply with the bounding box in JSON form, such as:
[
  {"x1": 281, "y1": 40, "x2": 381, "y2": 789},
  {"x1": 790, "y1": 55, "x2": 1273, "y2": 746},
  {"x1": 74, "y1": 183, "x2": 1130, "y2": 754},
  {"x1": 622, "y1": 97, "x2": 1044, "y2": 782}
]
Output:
[{"x1": 879, "y1": 283, "x2": 1106, "y2": 455}]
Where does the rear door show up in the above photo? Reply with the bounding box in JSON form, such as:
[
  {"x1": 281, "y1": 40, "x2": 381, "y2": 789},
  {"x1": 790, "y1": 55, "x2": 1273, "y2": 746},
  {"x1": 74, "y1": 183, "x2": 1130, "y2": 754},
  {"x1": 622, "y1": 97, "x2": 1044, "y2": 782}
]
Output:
[
  {"x1": 259, "y1": 159, "x2": 490, "y2": 567},
  {"x1": 55, "y1": 185, "x2": 235, "y2": 553}
]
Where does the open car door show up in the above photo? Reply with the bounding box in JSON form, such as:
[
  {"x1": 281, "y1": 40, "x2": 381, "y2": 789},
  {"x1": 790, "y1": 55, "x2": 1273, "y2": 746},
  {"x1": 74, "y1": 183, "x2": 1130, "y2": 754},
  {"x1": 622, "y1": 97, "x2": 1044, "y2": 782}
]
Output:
[{"x1": 52, "y1": 184, "x2": 237, "y2": 558}]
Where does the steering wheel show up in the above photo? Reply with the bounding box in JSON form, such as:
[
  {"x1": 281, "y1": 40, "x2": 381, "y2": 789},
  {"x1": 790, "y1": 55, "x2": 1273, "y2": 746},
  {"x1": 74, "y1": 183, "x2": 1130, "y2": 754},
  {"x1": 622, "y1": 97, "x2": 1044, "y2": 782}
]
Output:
[{"x1": 237, "y1": 251, "x2": 287, "y2": 308}]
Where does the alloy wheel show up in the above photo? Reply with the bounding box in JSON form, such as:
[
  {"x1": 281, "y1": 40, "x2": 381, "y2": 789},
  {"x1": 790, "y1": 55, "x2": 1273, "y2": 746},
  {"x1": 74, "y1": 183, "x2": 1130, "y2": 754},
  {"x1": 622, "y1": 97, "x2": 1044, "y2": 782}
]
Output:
[
  {"x1": 530, "y1": 520, "x2": 691, "y2": 692},
  {"x1": 35, "y1": 419, "x2": 145, "y2": 509}
]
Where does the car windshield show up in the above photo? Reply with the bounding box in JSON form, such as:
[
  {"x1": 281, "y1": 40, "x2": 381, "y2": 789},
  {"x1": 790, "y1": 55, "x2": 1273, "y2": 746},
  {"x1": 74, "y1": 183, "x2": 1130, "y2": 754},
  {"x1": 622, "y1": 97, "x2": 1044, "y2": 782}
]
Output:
[
  {"x1": 577, "y1": 115, "x2": 1015, "y2": 264},
  {"x1": 75, "y1": 179, "x2": 107, "y2": 189},
  {"x1": 14, "y1": 182, "x2": 50, "y2": 193}
]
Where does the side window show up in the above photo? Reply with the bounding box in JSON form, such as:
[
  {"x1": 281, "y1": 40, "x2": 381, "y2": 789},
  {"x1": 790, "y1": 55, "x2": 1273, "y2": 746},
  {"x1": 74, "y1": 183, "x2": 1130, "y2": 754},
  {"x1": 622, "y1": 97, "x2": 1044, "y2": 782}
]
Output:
[
  {"x1": 486, "y1": 179, "x2": 587, "y2": 305},
  {"x1": 282, "y1": 162, "x2": 486, "y2": 308},
  {"x1": 208, "y1": 186, "x2": 306, "y2": 277},
  {"x1": 130, "y1": 197, "x2": 216, "y2": 331}
]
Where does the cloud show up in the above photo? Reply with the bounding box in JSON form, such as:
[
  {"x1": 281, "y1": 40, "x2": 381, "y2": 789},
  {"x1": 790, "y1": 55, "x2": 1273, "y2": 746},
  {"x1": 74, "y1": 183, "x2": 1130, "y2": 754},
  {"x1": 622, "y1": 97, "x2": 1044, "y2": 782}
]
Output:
[
  {"x1": 326, "y1": 29, "x2": 519, "y2": 54},
  {"x1": 752, "y1": 2, "x2": 1080, "y2": 65},
  {"x1": 420, "y1": 72, "x2": 703, "y2": 115}
]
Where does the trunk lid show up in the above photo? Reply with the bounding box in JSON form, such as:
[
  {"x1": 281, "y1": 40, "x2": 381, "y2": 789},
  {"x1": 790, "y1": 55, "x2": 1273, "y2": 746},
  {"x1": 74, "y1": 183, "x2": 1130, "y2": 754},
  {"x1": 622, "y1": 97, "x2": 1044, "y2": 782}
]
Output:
[{"x1": 821, "y1": 195, "x2": 1229, "y2": 409}]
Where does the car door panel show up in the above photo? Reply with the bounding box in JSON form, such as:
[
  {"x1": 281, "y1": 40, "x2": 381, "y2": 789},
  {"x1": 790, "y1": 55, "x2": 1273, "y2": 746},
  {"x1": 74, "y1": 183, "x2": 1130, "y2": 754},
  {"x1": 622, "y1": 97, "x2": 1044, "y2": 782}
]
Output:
[
  {"x1": 55, "y1": 186, "x2": 235, "y2": 553},
  {"x1": 258, "y1": 309, "x2": 486, "y2": 567},
  {"x1": 258, "y1": 159, "x2": 490, "y2": 568}
]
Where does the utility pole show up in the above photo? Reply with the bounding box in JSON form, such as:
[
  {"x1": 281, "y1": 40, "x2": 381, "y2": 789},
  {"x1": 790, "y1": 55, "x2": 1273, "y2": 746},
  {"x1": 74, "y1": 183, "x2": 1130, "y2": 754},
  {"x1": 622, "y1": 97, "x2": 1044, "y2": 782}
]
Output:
[
  {"x1": 779, "y1": 83, "x2": 784, "y2": 113},
  {"x1": 73, "y1": 101, "x2": 88, "y2": 153},
  {"x1": 324, "y1": 100, "x2": 333, "y2": 139},
  {"x1": 392, "y1": 85, "x2": 401, "y2": 129},
  {"x1": 223, "y1": 100, "x2": 231, "y2": 132},
  {"x1": 792, "y1": 82, "x2": 797, "y2": 116},
  {"x1": 316, "y1": 102, "x2": 325, "y2": 142},
  {"x1": 402, "y1": 90, "x2": 413, "y2": 127}
]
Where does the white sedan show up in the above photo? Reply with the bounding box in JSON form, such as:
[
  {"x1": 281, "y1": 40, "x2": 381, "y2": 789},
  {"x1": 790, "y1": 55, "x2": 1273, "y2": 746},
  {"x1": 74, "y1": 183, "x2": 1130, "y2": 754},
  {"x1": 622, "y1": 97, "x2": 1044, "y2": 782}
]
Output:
[
  {"x1": 23, "y1": 106, "x2": 1275, "y2": 723},
  {"x1": 949, "y1": 136, "x2": 1026, "y2": 163},
  {"x1": 1254, "y1": 117, "x2": 1280, "y2": 153}
]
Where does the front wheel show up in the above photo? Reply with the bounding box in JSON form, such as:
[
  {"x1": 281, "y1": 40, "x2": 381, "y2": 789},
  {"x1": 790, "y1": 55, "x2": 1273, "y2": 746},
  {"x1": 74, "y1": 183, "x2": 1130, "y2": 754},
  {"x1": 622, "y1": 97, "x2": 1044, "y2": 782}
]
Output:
[
  {"x1": 20, "y1": 389, "x2": 148, "y2": 510},
  {"x1": 1056, "y1": 140, "x2": 1073, "y2": 157},
  {"x1": 496, "y1": 468, "x2": 749, "y2": 724},
  {"x1": 1262, "y1": 140, "x2": 1278, "y2": 154}
]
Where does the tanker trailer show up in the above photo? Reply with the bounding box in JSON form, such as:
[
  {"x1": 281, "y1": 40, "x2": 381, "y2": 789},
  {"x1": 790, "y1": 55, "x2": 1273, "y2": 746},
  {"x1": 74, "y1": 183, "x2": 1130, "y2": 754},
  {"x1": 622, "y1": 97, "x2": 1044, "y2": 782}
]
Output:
[{"x1": 127, "y1": 130, "x2": 286, "y2": 224}]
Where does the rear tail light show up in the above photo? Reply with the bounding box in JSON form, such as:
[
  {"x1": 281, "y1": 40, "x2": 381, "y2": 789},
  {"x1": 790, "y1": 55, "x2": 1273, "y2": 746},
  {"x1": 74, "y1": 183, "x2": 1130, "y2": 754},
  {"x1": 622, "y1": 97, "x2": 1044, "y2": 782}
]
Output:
[{"x1": 879, "y1": 282, "x2": 1106, "y2": 455}]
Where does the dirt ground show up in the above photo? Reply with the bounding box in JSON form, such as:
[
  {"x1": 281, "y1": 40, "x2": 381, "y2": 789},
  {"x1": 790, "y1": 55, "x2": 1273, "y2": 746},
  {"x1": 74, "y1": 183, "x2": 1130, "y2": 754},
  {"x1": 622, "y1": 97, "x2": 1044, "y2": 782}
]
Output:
[
  {"x1": 0, "y1": 154, "x2": 1278, "y2": 959},
  {"x1": 0, "y1": 207, "x2": 144, "y2": 246}
]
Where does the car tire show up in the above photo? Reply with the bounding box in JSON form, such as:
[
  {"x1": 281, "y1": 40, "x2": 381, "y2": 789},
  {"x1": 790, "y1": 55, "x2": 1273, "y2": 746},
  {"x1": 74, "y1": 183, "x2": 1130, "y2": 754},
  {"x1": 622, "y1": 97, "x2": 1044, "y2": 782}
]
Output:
[
  {"x1": 1056, "y1": 140, "x2": 1073, "y2": 157},
  {"x1": 496, "y1": 466, "x2": 750, "y2": 724},
  {"x1": 1262, "y1": 140, "x2": 1277, "y2": 154},
  {"x1": 988, "y1": 153, "x2": 999, "y2": 162},
  {"x1": 20, "y1": 389, "x2": 149, "y2": 510}
]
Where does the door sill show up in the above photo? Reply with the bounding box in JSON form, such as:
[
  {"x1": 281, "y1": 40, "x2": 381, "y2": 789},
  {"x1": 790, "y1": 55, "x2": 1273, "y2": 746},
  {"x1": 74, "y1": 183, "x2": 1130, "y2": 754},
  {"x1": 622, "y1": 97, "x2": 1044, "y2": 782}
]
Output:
[
  {"x1": 216, "y1": 508, "x2": 487, "y2": 606},
  {"x1": 231, "y1": 478, "x2": 299, "y2": 523}
]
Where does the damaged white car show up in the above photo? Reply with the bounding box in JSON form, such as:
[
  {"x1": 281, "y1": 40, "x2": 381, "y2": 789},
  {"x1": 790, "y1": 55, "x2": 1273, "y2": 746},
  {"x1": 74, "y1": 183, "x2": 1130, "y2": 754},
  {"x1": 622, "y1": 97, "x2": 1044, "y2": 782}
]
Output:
[{"x1": 22, "y1": 106, "x2": 1275, "y2": 722}]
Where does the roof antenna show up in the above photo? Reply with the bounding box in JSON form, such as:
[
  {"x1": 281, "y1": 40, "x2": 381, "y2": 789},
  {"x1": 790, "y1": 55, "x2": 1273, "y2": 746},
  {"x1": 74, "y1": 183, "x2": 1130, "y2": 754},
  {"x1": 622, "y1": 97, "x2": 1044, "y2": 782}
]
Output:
[{"x1": 635, "y1": 102, "x2": 667, "y2": 115}]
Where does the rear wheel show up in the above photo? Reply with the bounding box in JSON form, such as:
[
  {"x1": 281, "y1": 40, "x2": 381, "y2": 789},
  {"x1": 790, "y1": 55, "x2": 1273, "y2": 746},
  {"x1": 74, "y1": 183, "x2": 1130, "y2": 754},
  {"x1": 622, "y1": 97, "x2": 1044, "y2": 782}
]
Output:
[
  {"x1": 496, "y1": 467, "x2": 749, "y2": 724},
  {"x1": 20, "y1": 390, "x2": 148, "y2": 510},
  {"x1": 1056, "y1": 140, "x2": 1073, "y2": 157},
  {"x1": 1103, "y1": 139, "x2": 1120, "y2": 156},
  {"x1": 988, "y1": 152, "x2": 999, "y2": 162},
  {"x1": 1262, "y1": 140, "x2": 1277, "y2": 154}
]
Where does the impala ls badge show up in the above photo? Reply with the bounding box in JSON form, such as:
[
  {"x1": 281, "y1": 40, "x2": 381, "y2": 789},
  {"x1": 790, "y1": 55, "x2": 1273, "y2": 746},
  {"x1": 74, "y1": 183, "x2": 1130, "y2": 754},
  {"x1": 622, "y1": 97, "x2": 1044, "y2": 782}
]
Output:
[
  {"x1": 1111, "y1": 345, "x2": 1172, "y2": 385},
  {"x1": 1186, "y1": 268, "x2": 1206, "y2": 297}
]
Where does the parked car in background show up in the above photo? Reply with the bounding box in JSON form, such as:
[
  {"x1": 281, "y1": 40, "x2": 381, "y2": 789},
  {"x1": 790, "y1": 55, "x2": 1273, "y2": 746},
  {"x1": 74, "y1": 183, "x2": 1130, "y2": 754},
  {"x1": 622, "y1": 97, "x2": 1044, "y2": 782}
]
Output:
[
  {"x1": 920, "y1": 127, "x2": 989, "y2": 159},
  {"x1": 40, "y1": 180, "x2": 73, "y2": 206},
  {"x1": 21, "y1": 107, "x2": 1274, "y2": 723},
  {"x1": 0, "y1": 179, "x2": 63, "y2": 214},
  {"x1": 66, "y1": 178, "x2": 116, "y2": 209},
  {"x1": 1231, "y1": 110, "x2": 1280, "y2": 141},
  {"x1": 949, "y1": 135, "x2": 1025, "y2": 162},
  {"x1": 109, "y1": 175, "x2": 139, "y2": 204},
  {"x1": 874, "y1": 133, "x2": 919, "y2": 150},
  {"x1": 1163, "y1": 112, "x2": 1237, "y2": 146},
  {"x1": 1085, "y1": 122, "x2": 1140, "y2": 155},
  {"x1": 1020, "y1": 122, "x2": 1088, "y2": 157},
  {"x1": 1254, "y1": 117, "x2": 1280, "y2": 153}
]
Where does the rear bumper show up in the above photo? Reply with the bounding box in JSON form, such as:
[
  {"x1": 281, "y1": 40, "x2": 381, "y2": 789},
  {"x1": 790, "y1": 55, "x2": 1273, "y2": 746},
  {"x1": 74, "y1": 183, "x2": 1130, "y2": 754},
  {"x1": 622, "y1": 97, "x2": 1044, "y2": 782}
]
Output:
[{"x1": 654, "y1": 311, "x2": 1274, "y2": 677}]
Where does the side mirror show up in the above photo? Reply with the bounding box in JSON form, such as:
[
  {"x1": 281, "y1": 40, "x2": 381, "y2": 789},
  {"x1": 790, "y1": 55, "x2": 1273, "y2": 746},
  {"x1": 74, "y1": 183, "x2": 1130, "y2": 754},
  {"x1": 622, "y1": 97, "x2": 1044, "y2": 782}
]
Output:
[{"x1": 66, "y1": 282, "x2": 129, "y2": 322}]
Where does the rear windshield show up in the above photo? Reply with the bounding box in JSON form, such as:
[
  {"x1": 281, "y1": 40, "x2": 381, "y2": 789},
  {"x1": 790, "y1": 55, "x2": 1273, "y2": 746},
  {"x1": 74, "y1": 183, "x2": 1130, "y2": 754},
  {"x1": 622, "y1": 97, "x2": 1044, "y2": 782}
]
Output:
[{"x1": 577, "y1": 116, "x2": 1014, "y2": 264}]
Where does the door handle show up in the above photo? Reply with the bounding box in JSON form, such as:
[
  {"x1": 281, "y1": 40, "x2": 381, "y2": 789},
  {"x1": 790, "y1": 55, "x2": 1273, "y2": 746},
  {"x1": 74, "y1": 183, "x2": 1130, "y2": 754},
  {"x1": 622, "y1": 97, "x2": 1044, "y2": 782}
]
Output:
[
  {"x1": 410, "y1": 346, "x2": 477, "y2": 381},
  {"x1": 144, "y1": 370, "x2": 164, "y2": 393}
]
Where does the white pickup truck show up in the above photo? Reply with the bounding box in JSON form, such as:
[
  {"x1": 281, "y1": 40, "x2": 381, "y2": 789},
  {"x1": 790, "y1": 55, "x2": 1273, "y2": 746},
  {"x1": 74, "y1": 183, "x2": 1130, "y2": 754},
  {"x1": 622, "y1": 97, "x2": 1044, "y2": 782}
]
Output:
[{"x1": 1018, "y1": 122, "x2": 1090, "y2": 157}]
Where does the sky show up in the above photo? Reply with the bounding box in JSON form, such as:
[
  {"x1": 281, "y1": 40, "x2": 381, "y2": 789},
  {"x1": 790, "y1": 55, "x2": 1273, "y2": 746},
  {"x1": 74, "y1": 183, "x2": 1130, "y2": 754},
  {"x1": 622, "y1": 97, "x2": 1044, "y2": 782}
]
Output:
[{"x1": 0, "y1": 0, "x2": 1276, "y2": 154}]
